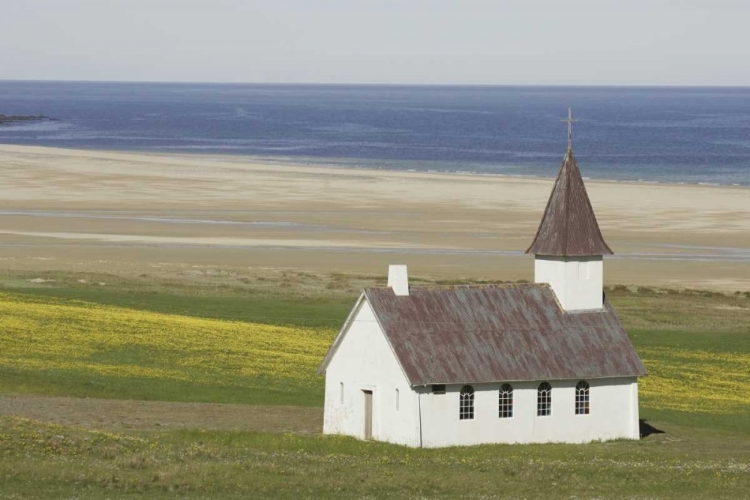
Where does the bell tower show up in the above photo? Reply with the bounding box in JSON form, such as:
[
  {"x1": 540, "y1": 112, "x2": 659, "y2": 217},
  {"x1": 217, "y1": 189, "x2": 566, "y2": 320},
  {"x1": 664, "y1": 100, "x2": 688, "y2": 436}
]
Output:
[{"x1": 526, "y1": 109, "x2": 613, "y2": 311}]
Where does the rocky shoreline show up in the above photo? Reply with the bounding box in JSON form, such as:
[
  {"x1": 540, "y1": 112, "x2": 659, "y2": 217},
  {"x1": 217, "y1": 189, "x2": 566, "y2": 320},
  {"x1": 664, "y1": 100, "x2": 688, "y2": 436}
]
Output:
[{"x1": 0, "y1": 114, "x2": 56, "y2": 125}]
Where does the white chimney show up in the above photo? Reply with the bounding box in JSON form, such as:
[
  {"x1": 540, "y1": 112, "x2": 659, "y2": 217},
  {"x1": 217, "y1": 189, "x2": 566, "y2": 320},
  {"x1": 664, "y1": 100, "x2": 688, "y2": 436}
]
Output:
[{"x1": 388, "y1": 265, "x2": 409, "y2": 296}]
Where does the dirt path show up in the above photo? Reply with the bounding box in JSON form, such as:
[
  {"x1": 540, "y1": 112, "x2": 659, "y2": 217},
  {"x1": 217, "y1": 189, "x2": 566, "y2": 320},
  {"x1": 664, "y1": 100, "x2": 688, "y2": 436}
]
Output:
[{"x1": 0, "y1": 394, "x2": 322, "y2": 434}]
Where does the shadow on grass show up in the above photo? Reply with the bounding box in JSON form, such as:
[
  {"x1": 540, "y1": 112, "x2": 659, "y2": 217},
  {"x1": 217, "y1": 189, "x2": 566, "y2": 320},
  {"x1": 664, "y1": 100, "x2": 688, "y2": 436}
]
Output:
[{"x1": 640, "y1": 419, "x2": 666, "y2": 438}]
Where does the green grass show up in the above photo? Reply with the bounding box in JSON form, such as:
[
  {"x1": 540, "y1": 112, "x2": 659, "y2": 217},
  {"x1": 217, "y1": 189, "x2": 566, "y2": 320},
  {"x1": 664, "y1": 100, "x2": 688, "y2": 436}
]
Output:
[
  {"x1": 2, "y1": 274, "x2": 750, "y2": 430},
  {"x1": 631, "y1": 329, "x2": 750, "y2": 434},
  {"x1": 1, "y1": 277, "x2": 352, "y2": 328},
  {"x1": 0, "y1": 271, "x2": 749, "y2": 498},
  {"x1": 1, "y1": 415, "x2": 748, "y2": 500},
  {"x1": 0, "y1": 368, "x2": 318, "y2": 407},
  {"x1": 5, "y1": 270, "x2": 749, "y2": 331},
  {"x1": 0, "y1": 291, "x2": 333, "y2": 407}
]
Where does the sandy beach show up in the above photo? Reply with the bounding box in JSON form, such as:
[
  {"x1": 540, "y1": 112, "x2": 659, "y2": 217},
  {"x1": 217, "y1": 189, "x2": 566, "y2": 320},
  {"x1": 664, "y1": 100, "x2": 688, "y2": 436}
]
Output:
[{"x1": 1, "y1": 144, "x2": 749, "y2": 291}]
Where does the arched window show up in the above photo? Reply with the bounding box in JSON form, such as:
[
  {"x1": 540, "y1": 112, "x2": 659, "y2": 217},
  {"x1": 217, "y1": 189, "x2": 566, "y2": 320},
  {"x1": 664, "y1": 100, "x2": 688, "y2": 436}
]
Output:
[
  {"x1": 459, "y1": 385, "x2": 475, "y2": 420},
  {"x1": 339, "y1": 382, "x2": 344, "y2": 404},
  {"x1": 395, "y1": 388, "x2": 400, "y2": 411},
  {"x1": 498, "y1": 384, "x2": 513, "y2": 418},
  {"x1": 575, "y1": 381, "x2": 590, "y2": 415},
  {"x1": 537, "y1": 382, "x2": 552, "y2": 416}
]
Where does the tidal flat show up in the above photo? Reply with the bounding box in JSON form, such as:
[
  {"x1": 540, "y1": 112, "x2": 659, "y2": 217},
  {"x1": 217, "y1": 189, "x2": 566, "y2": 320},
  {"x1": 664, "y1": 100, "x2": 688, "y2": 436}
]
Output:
[{"x1": 1, "y1": 145, "x2": 750, "y2": 291}]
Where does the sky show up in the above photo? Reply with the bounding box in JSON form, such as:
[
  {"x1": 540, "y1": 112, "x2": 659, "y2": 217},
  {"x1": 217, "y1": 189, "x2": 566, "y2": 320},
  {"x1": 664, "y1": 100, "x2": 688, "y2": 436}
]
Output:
[{"x1": 1, "y1": 0, "x2": 748, "y2": 86}]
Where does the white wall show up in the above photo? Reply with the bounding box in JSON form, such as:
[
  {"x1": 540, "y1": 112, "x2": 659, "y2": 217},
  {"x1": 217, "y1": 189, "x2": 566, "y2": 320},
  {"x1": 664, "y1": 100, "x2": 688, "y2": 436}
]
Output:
[
  {"x1": 535, "y1": 256, "x2": 603, "y2": 311},
  {"x1": 419, "y1": 377, "x2": 639, "y2": 448},
  {"x1": 322, "y1": 299, "x2": 420, "y2": 447},
  {"x1": 322, "y1": 298, "x2": 641, "y2": 448}
]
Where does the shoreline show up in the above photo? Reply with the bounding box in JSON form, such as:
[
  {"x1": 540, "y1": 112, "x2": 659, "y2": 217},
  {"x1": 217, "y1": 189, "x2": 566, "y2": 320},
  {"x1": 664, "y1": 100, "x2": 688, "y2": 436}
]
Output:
[
  {"x1": 3, "y1": 143, "x2": 750, "y2": 190},
  {"x1": 246, "y1": 155, "x2": 750, "y2": 189}
]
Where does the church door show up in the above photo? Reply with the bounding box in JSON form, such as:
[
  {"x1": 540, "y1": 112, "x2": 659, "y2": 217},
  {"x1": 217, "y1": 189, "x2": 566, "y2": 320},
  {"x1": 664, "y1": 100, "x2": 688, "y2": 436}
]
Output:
[{"x1": 363, "y1": 390, "x2": 373, "y2": 439}]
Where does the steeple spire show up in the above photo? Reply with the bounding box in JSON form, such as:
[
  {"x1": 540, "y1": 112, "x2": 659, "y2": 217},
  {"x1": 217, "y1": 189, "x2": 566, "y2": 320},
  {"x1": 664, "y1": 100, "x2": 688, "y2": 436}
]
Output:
[
  {"x1": 526, "y1": 111, "x2": 612, "y2": 257},
  {"x1": 562, "y1": 107, "x2": 577, "y2": 152}
]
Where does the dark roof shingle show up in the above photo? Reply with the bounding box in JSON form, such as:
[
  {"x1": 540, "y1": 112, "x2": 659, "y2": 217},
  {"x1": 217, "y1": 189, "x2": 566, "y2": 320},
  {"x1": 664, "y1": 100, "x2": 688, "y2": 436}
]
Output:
[
  {"x1": 332, "y1": 284, "x2": 645, "y2": 385},
  {"x1": 526, "y1": 150, "x2": 613, "y2": 256}
]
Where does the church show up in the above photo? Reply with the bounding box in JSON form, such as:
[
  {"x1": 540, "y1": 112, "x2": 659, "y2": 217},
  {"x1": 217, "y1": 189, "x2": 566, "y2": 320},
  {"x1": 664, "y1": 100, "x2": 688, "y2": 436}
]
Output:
[{"x1": 317, "y1": 122, "x2": 646, "y2": 447}]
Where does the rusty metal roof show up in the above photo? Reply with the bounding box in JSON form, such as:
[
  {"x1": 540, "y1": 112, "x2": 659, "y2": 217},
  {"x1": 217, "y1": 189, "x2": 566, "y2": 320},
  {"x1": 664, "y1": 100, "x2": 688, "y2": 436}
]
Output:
[
  {"x1": 526, "y1": 150, "x2": 613, "y2": 256},
  {"x1": 324, "y1": 284, "x2": 645, "y2": 385}
]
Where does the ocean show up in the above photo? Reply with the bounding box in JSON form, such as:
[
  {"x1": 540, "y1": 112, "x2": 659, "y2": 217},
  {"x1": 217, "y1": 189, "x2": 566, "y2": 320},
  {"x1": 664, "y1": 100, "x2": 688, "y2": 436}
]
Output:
[{"x1": 1, "y1": 81, "x2": 750, "y2": 185}]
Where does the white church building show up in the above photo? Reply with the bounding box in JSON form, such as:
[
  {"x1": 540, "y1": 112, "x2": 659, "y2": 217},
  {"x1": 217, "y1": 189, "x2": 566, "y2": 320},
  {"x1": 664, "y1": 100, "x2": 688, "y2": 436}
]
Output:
[{"x1": 318, "y1": 142, "x2": 647, "y2": 448}]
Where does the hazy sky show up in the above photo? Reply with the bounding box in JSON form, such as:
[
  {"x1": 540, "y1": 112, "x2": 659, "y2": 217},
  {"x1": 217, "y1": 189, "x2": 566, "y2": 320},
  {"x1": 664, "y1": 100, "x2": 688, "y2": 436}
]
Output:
[{"x1": 1, "y1": 0, "x2": 747, "y2": 85}]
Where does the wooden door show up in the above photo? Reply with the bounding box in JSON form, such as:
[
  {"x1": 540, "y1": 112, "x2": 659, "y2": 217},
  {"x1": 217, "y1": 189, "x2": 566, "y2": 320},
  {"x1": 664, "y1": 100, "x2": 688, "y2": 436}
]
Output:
[{"x1": 363, "y1": 390, "x2": 373, "y2": 439}]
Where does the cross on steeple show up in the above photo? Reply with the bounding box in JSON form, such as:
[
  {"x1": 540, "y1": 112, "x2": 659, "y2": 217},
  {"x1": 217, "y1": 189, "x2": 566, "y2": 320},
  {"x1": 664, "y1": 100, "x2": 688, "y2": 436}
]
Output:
[
  {"x1": 527, "y1": 107, "x2": 613, "y2": 258},
  {"x1": 562, "y1": 107, "x2": 578, "y2": 152}
]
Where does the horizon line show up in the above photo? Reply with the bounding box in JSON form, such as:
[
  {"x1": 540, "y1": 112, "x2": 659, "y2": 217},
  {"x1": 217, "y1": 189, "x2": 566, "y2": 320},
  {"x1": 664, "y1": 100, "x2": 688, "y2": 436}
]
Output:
[{"x1": 1, "y1": 78, "x2": 749, "y2": 89}]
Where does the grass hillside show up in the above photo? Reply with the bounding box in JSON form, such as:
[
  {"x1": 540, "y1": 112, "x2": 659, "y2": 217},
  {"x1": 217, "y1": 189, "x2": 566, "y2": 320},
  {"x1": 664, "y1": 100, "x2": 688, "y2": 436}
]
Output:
[
  {"x1": 0, "y1": 293, "x2": 335, "y2": 406},
  {"x1": 1, "y1": 277, "x2": 748, "y2": 433},
  {"x1": 0, "y1": 271, "x2": 749, "y2": 498}
]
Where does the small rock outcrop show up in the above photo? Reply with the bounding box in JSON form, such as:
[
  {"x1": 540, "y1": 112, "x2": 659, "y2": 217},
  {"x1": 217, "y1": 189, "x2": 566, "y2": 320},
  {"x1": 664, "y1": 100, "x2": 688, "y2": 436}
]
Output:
[{"x1": 0, "y1": 114, "x2": 56, "y2": 125}]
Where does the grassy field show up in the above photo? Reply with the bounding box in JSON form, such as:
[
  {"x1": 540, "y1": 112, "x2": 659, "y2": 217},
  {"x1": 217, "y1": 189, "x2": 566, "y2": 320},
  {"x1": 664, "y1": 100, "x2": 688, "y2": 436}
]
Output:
[
  {"x1": 1, "y1": 415, "x2": 749, "y2": 500},
  {"x1": 1, "y1": 271, "x2": 749, "y2": 498},
  {"x1": 0, "y1": 292, "x2": 334, "y2": 406}
]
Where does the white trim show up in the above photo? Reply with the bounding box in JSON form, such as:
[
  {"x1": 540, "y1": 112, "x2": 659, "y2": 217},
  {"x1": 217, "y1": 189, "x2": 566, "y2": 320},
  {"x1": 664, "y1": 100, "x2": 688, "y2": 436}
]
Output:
[
  {"x1": 348, "y1": 291, "x2": 418, "y2": 388},
  {"x1": 318, "y1": 292, "x2": 415, "y2": 388},
  {"x1": 317, "y1": 293, "x2": 367, "y2": 375}
]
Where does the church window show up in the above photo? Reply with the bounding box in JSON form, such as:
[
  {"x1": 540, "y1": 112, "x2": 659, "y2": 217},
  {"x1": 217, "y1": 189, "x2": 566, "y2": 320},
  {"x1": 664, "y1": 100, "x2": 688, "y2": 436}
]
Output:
[
  {"x1": 340, "y1": 382, "x2": 344, "y2": 404},
  {"x1": 432, "y1": 384, "x2": 446, "y2": 394},
  {"x1": 537, "y1": 382, "x2": 552, "y2": 416},
  {"x1": 459, "y1": 385, "x2": 475, "y2": 420},
  {"x1": 575, "y1": 381, "x2": 590, "y2": 415},
  {"x1": 395, "y1": 389, "x2": 400, "y2": 411},
  {"x1": 498, "y1": 383, "x2": 513, "y2": 418},
  {"x1": 578, "y1": 261, "x2": 590, "y2": 280}
]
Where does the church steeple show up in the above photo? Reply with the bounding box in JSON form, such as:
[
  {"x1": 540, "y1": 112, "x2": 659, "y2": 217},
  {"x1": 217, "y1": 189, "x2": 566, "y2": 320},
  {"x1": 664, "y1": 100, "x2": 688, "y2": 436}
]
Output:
[
  {"x1": 526, "y1": 110, "x2": 611, "y2": 311},
  {"x1": 526, "y1": 113, "x2": 612, "y2": 257}
]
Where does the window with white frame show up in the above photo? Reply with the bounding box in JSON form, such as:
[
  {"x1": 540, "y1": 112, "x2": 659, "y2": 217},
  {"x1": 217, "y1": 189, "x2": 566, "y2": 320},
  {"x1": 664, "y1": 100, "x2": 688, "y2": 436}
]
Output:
[
  {"x1": 339, "y1": 382, "x2": 344, "y2": 404},
  {"x1": 459, "y1": 385, "x2": 475, "y2": 420},
  {"x1": 575, "y1": 381, "x2": 590, "y2": 415},
  {"x1": 537, "y1": 382, "x2": 552, "y2": 416},
  {"x1": 498, "y1": 383, "x2": 513, "y2": 418},
  {"x1": 395, "y1": 388, "x2": 400, "y2": 411}
]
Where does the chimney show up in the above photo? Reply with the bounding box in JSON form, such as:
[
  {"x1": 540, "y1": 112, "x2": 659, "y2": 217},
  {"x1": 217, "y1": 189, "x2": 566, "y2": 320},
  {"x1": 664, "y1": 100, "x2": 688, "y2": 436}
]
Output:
[{"x1": 388, "y1": 265, "x2": 409, "y2": 296}]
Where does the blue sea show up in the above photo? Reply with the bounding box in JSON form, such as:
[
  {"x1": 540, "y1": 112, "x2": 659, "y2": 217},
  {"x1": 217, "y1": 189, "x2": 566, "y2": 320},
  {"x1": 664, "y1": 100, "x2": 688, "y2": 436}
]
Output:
[{"x1": 1, "y1": 81, "x2": 750, "y2": 185}]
